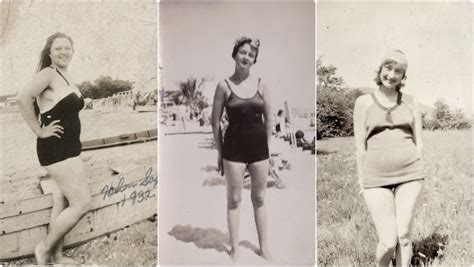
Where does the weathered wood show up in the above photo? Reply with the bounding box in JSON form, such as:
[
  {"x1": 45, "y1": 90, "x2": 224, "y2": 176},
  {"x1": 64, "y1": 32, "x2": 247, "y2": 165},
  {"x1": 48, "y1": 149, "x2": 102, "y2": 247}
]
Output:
[
  {"x1": 0, "y1": 193, "x2": 156, "y2": 260},
  {"x1": 81, "y1": 129, "x2": 157, "y2": 151},
  {"x1": 1, "y1": 166, "x2": 157, "y2": 234},
  {"x1": 0, "y1": 195, "x2": 52, "y2": 220}
]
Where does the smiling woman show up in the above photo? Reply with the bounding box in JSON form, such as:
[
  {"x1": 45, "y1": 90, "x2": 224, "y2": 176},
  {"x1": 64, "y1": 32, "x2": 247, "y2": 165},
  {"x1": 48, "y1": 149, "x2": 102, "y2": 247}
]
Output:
[
  {"x1": 211, "y1": 36, "x2": 272, "y2": 262},
  {"x1": 353, "y1": 50, "x2": 425, "y2": 266},
  {"x1": 17, "y1": 32, "x2": 91, "y2": 265}
]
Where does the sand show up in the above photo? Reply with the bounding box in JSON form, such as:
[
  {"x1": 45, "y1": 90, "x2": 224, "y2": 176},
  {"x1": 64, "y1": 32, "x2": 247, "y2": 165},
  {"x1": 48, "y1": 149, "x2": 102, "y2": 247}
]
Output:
[
  {"x1": 158, "y1": 127, "x2": 315, "y2": 265},
  {"x1": 1, "y1": 108, "x2": 157, "y2": 264}
]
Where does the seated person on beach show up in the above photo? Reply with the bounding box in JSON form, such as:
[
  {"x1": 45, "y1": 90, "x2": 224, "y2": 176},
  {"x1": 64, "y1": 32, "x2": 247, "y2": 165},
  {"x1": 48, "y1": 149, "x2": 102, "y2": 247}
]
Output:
[{"x1": 295, "y1": 130, "x2": 314, "y2": 151}]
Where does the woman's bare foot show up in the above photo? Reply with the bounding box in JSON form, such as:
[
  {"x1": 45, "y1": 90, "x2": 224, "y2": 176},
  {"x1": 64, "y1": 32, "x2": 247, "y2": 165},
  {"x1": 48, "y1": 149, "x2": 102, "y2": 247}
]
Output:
[
  {"x1": 258, "y1": 248, "x2": 273, "y2": 262},
  {"x1": 34, "y1": 241, "x2": 50, "y2": 265},
  {"x1": 229, "y1": 247, "x2": 239, "y2": 262},
  {"x1": 52, "y1": 254, "x2": 84, "y2": 264}
]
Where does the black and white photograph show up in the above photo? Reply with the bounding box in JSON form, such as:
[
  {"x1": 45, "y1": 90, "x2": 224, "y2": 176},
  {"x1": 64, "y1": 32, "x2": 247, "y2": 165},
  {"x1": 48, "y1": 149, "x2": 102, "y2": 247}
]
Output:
[
  {"x1": 317, "y1": 2, "x2": 472, "y2": 266},
  {"x1": 0, "y1": 1, "x2": 157, "y2": 265},
  {"x1": 158, "y1": 1, "x2": 315, "y2": 265}
]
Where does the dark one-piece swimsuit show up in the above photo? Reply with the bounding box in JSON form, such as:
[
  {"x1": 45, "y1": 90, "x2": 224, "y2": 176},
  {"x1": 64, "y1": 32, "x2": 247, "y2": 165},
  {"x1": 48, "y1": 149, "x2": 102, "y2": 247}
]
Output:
[
  {"x1": 222, "y1": 78, "x2": 269, "y2": 165},
  {"x1": 36, "y1": 66, "x2": 85, "y2": 166}
]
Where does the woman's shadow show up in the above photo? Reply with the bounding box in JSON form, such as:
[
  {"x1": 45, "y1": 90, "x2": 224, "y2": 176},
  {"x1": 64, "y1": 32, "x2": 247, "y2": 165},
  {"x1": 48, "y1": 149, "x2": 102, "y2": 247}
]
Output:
[{"x1": 168, "y1": 224, "x2": 259, "y2": 256}]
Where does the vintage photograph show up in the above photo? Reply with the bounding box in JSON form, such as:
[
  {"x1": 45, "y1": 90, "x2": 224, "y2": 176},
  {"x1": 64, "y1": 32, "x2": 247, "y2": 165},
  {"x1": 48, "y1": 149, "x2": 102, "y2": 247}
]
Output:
[
  {"x1": 316, "y1": 2, "x2": 472, "y2": 266},
  {"x1": 0, "y1": 1, "x2": 157, "y2": 265},
  {"x1": 159, "y1": 0, "x2": 315, "y2": 265}
]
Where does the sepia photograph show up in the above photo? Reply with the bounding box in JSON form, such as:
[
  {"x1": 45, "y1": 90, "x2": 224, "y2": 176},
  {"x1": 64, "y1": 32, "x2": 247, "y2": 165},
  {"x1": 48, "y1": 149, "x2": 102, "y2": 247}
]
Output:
[
  {"x1": 0, "y1": 1, "x2": 157, "y2": 265},
  {"x1": 158, "y1": 0, "x2": 315, "y2": 265},
  {"x1": 316, "y1": 2, "x2": 472, "y2": 266}
]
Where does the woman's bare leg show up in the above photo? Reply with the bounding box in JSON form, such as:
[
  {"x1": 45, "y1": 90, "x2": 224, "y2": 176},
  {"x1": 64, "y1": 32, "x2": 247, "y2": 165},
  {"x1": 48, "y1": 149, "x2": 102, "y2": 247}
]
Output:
[
  {"x1": 247, "y1": 159, "x2": 271, "y2": 261},
  {"x1": 223, "y1": 159, "x2": 246, "y2": 262},
  {"x1": 47, "y1": 180, "x2": 71, "y2": 262},
  {"x1": 35, "y1": 157, "x2": 92, "y2": 264},
  {"x1": 363, "y1": 187, "x2": 398, "y2": 266},
  {"x1": 394, "y1": 180, "x2": 424, "y2": 266}
]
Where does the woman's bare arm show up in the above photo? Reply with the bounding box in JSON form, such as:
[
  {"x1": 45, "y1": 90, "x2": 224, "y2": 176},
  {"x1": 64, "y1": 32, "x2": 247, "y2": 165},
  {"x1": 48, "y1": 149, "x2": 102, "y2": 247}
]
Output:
[
  {"x1": 17, "y1": 68, "x2": 54, "y2": 137},
  {"x1": 211, "y1": 81, "x2": 228, "y2": 158},
  {"x1": 353, "y1": 94, "x2": 369, "y2": 188},
  {"x1": 412, "y1": 96, "x2": 424, "y2": 155},
  {"x1": 260, "y1": 79, "x2": 272, "y2": 155}
]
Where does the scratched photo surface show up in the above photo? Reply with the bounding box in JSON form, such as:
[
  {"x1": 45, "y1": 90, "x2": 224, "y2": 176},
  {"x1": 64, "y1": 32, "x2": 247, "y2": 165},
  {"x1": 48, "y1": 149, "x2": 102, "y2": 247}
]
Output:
[
  {"x1": 0, "y1": 1, "x2": 157, "y2": 265},
  {"x1": 316, "y1": 2, "x2": 472, "y2": 266},
  {"x1": 159, "y1": 0, "x2": 315, "y2": 265}
]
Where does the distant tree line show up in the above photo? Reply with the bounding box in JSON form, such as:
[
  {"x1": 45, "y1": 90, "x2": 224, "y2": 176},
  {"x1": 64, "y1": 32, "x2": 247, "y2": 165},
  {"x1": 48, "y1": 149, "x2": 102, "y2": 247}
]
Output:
[
  {"x1": 77, "y1": 76, "x2": 133, "y2": 99},
  {"x1": 316, "y1": 59, "x2": 471, "y2": 139}
]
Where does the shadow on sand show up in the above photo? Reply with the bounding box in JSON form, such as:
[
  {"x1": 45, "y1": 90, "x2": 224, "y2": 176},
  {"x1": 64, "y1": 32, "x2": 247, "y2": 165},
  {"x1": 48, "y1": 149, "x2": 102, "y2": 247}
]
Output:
[
  {"x1": 411, "y1": 232, "x2": 448, "y2": 265},
  {"x1": 201, "y1": 165, "x2": 219, "y2": 173},
  {"x1": 168, "y1": 224, "x2": 259, "y2": 255}
]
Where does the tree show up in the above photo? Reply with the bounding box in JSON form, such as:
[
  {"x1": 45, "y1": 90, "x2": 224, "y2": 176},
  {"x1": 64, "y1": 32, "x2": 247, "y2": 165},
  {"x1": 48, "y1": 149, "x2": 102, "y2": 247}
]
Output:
[
  {"x1": 317, "y1": 57, "x2": 345, "y2": 90},
  {"x1": 424, "y1": 98, "x2": 471, "y2": 130},
  {"x1": 178, "y1": 76, "x2": 209, "y2": 113},
  {"x1": 77, "y1": 76, "x2": 133, "y2": 99},
  {"x1": 316, "y1": 59, "x2": 360, "y2": 138}
]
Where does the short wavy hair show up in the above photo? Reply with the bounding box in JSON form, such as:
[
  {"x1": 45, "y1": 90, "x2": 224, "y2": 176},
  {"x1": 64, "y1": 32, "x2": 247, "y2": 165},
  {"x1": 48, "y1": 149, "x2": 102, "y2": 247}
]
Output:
[{"x1": 231, "y1": 36, "x2": 260, "y2": 64}]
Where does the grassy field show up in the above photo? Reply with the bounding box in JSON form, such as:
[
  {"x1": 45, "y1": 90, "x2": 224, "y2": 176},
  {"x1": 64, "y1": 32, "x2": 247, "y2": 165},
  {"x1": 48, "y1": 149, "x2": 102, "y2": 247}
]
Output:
[{"x1": 317, "y1": 129, "x2": 472, "y2": 265}]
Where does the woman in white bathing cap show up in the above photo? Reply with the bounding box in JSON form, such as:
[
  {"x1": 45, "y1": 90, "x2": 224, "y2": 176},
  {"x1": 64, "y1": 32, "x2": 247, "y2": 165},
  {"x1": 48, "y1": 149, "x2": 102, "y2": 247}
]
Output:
[{"x1": 353, "y1": 50, "x2": 425, "y2": 266}]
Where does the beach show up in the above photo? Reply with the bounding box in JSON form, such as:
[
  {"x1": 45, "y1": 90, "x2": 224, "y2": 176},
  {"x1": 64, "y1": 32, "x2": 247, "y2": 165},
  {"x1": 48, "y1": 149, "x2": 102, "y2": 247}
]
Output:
[
  {"x1": 1, "y1": 108, "x2": 157, "y2": 265},
  {"x1": 158, "y1": 126, "x2": 315, "y2": 265}
]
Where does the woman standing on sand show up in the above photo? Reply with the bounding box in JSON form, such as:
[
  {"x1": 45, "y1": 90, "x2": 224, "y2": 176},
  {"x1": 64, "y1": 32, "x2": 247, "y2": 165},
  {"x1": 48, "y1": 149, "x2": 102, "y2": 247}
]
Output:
[
  {"x1": 353, "y1": 50, "x2": 425, "y2": 266},
  {"x1": 211, "y1": 36, "x2": 272, "y2": 262},
  {"x1": 17, "y1": 32, "x2": 91, "y2": 265}
]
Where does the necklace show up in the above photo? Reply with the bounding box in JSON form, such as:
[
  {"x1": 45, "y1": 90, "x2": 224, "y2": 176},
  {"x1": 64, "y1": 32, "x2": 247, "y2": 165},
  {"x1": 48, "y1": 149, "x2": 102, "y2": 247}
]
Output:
[{"x1": 371, "y1": 91, "x2": 402, "y2": 123}]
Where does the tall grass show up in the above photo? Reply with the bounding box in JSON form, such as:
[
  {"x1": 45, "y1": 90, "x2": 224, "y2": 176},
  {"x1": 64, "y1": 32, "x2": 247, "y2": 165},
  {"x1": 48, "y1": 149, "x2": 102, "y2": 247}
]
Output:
[{"x1": 317, "y1": 130, "x2": 472, "y2": 265}]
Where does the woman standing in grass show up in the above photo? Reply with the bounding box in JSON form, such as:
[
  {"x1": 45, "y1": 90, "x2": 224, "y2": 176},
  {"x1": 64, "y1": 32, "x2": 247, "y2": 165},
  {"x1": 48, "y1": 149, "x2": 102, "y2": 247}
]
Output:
[
  {"x1": 211, "y1": 36, "x2": 272, "y2": 262},
  {"x1": 353, "y1": 50, "x2": 425, "y2": 266},
  {"x1": 18, "y1": 32, "x2": 91, "y2": 264}
]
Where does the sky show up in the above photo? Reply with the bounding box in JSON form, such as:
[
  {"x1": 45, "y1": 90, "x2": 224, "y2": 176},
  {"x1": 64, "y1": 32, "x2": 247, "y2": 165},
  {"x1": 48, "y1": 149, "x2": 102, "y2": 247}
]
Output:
[
  {"x1": 1, "y1": 1, "x2": 156, "y2": 96},
  {"x1": 317, "y1": 2, "x2": 472, "y2": 113},
  {"x1": 159, "y1": 1, "x2": 315, "y2": 112}
]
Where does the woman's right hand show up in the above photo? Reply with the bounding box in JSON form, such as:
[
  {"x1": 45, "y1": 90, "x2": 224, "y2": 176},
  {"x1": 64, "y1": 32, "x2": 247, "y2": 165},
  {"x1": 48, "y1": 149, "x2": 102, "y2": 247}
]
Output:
[
  {"x1": 38, "y1": 120, "x2": 64, "y2": 139},
  {"x1": 217, "y1": 154, "x2": 224, "y2": 176}
]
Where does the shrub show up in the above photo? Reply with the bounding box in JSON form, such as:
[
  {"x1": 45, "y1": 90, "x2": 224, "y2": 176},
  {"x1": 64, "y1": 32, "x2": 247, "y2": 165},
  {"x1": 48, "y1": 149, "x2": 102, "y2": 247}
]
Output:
[
  {"x1": 317, "y1": 87, "x2": 363, "y2": 138},
  {"x1": 423, "y1": 99, "x2": 471, "y2": 130}
]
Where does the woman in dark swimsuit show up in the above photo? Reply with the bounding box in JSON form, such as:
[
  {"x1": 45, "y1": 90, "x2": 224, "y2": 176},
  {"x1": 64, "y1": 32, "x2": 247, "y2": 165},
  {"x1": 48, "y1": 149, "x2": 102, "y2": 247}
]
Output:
[
  {"x1": 211, "y1": 36, "x2": 272, "y2": 262},
  {"x1": 17, "y1": 32, "x2": 91, "y2": 264}
]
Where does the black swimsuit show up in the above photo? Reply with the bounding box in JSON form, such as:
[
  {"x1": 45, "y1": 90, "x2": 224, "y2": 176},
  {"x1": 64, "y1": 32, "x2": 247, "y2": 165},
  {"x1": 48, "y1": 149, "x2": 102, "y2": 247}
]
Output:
[
  {"x1": 36, "y1": 66, "x2": 84, "y2": 166},
  {"x1": 222, "y1": 78, "x2": 269, "y2": 164}
]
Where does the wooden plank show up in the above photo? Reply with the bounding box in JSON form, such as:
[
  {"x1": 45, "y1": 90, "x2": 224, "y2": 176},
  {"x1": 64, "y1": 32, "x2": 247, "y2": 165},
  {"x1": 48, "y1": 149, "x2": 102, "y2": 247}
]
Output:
[
  {"x1": 82, "y1": 137, "x2": 157, "y2": 151},
  {"x1": 0, "y1": 209, "x2": 50, "y2": 235},
  {"x1": 1, "y1": 166, "x2": 157, "y2": 233},
  {"x1": 16, "y1": 226, "x2": 46, "y2": 259},
  {"x1": 0, "y1": 231, "x2": 19, "y2": 258},
  {"x1": 1, "y1": 163, "x2": 156, "y2": 219},
  {"x1": 0, "y1": 193, "x2": 156, "y2": 260},
  {"x1": 0, "y1": 195, "x2": 52, "y2": 220},
  {"x1": 81, "y1": 129, "x2": 157, "y2": 151},
  {"x1": 81, "y1": 138, "x2": 105, "y2": 148}
]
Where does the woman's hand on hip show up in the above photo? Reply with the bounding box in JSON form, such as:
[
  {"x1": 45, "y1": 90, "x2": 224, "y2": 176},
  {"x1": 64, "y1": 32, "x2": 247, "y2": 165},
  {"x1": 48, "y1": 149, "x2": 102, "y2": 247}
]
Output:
[{"x1": 38, "y1": 120, "x2": 63, "y2": 139}]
